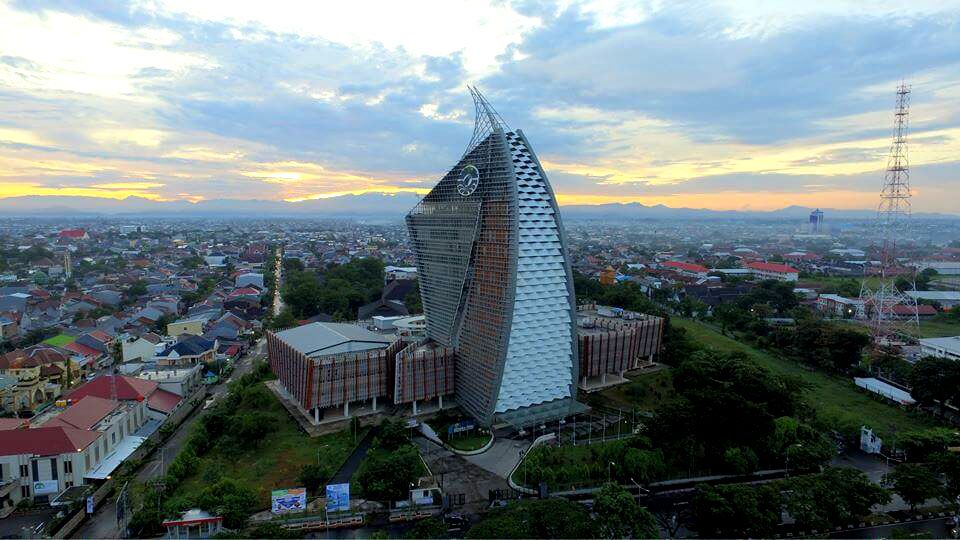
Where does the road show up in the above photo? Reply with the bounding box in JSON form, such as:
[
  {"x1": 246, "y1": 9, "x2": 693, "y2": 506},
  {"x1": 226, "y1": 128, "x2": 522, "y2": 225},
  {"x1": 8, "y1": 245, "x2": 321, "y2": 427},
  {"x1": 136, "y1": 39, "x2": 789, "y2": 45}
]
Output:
[{"x1": 72, "y1": 341, "x2": 263, "y2": 539}]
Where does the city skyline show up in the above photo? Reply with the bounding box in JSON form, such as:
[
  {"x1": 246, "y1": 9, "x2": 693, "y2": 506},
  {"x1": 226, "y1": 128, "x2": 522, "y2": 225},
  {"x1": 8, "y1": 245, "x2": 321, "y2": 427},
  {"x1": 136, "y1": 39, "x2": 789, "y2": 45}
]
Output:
[{"x1": 2, "y1": 1, "x2": 960, "y2": 212}]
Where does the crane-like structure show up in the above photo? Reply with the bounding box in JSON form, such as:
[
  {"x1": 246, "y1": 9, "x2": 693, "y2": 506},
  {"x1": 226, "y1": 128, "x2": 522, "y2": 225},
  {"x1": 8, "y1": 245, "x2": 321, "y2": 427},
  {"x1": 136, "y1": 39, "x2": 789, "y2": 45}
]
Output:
[{"x1": 859, "y1": 82, "x2": 919, "y2": 349}]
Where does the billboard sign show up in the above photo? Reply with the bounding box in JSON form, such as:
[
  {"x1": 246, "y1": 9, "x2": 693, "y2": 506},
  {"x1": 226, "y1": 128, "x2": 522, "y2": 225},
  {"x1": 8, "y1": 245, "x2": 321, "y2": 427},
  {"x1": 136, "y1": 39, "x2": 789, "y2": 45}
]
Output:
[
  {"x1": 448, "y1": 420, "x2": 476, "y2": 435},
  {"x1": 326, "y1": 483, "x2": 350, "y2": 513},
  {"x1": 33, "y1": 479, "x2": 59, "y2": 495},
  {"x1": 271, "y1": 488, "x2": 306, "y2": 515}
]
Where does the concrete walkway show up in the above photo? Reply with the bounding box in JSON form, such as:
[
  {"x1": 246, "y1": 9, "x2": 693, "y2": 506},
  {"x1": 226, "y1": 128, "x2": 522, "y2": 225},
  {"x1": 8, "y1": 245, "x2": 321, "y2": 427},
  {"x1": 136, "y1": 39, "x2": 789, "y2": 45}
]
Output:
[
  {"x1": 461, "y1": 437, "x2": 529, "y2": 479},
  {"x1": 414, "y1": 437, "x2": 510, "y2": 513}
]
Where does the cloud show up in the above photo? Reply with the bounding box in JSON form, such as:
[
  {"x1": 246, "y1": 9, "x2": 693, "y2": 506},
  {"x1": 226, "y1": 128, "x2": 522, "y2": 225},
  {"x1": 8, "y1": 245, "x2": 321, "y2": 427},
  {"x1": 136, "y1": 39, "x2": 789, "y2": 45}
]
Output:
[{"x1": 1, "y1": 0, "x2": 959, "y2": 213}]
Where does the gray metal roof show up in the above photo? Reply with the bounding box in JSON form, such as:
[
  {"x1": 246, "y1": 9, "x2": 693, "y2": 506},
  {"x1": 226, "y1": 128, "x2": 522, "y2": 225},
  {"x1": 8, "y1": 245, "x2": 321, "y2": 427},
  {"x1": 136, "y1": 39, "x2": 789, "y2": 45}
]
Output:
[{"x1": 275, "y1": 322, "x2": 391, "y2": 357}]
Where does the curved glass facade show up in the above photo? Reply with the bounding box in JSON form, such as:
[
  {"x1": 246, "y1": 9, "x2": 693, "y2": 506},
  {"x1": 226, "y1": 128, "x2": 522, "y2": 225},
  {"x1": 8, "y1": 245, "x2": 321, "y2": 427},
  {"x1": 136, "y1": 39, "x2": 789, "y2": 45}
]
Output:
[{"x1": 405, "y1": 89, "x2": 577, "y2": 425}]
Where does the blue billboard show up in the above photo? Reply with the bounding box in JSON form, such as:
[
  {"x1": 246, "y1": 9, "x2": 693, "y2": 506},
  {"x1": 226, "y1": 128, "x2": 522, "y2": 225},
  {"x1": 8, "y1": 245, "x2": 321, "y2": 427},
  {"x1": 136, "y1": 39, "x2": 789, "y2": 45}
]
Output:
[{"x1": 325, "y1": 483, "x2": 350, "y2": 513}]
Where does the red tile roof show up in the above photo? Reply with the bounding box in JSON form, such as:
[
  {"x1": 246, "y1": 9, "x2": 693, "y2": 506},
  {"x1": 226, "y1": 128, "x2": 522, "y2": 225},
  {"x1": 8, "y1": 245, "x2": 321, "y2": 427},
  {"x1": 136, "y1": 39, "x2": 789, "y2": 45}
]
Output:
[
  {"x1": 45, "y1": 396, "x2": 118, "y2": 430},
  {"x1": 58, "y1": 229, "x2": 87, "y2": 239},
  {"x1": 63, "y1": 341, "x2": 101, "y2": 358},
  {"x1": 86, "y1": 330, "x2": 113, "y2": 343},
  {"x1": 67, "y1": 375, "x2": 158, "y2": 402},
  {"x1": 892, "y1": 304, "x2": 938, "y2": 316},
  {"x1": 147, "y1": 389, "x2": 181, "y2": 414},
  {"x1": 746, "y1": 261, "x2": 799, "y2": 274},
  {"x1": 662, "y1": 261, "x2": 710, "y2": 274},
  {"x1": 0, "y1": 426, "x2": 100, "y2": 457}
]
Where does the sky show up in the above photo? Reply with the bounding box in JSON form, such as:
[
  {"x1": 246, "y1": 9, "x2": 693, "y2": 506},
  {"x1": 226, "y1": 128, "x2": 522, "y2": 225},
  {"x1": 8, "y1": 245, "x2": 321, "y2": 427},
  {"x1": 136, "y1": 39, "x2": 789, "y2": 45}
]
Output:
[{"x1": 1, "y1": 0, "x2": 959, "y2": 212}]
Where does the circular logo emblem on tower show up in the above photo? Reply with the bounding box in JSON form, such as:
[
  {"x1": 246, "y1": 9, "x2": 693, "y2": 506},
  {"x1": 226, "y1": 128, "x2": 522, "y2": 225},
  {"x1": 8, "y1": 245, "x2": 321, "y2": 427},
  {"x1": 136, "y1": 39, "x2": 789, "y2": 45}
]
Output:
[{"x1": 457, "y1": 164, "x2": 480, "y2": 196}]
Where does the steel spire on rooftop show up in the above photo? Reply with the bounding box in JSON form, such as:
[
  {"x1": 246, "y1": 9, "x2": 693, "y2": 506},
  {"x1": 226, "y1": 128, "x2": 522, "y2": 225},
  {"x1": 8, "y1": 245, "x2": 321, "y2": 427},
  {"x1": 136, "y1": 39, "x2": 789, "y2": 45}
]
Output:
[{"x1": 464, "y1": 86, "x2": 509, "y2": 156}]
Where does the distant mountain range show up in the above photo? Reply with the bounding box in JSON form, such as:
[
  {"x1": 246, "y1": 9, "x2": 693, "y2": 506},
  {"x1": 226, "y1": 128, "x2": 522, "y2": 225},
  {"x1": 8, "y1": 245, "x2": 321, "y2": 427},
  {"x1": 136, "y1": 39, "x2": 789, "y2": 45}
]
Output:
[{"x1": 0, "y1": 194, "x2": 956, "y2": 220}]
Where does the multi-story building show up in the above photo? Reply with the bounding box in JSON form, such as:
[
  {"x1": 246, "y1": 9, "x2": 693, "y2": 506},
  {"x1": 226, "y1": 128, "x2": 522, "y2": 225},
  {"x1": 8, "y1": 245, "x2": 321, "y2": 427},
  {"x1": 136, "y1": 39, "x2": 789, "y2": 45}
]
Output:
[
  {"x1": 0, "y1": 425, "x2": 102, "y2": 516},
  {"x1": 745, "y1": 261, "x2": 800, "y2": 282},
  {"x1": 405, "y1": 87, "x2": 579, "y2": 427},
  {"x1": 268, "y1": 89, "x2": 662, "y2": 430}
]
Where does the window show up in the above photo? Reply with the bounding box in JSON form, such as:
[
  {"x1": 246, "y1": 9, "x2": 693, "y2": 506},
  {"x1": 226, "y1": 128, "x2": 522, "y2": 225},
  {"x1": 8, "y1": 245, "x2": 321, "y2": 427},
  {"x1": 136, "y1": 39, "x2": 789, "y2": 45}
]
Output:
[
  {"x1": 19, "y1": 464, "x2": 27, "y2": 478},
  {"x1": 65, "y1": 480, "x2": 74, "y2": 488},
  {"x1": 64, "y1": 461, "x2": 73, "y2": 474},
  {"x1": 111, "y1": 432, "x2": 116, "y2": 444},
  {"x1": 20, "y1": 486, "x2": 28, "y2": 498},
  {"x1": 85, "y1": 454, "x2": 90, "y2": 469}
]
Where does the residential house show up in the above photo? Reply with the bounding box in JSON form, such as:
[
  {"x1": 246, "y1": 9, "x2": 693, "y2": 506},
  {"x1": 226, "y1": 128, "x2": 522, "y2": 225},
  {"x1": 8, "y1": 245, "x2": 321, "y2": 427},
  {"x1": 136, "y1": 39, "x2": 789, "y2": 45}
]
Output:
[
  {"x1": 155, "y1": 336, "x2": 217, "y2": 367},
  {"x1": 167, "y1": 317, "x2": 206, "y2": 337},
  {"x1": 120, "y1": 333, "x2": 163, "y2": 363}
]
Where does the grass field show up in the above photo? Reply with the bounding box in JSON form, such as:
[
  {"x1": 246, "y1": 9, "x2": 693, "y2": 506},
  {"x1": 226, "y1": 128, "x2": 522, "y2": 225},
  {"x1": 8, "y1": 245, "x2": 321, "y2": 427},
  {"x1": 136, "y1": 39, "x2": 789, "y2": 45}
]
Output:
[
  {"x1": 672, "y1": 318, "x2": 939, "y2": 439},
  {"x1": 42, "y1": 334, "x2": 75, "y2": 347},
  {"x1": 907, "y1": 318, "x2": 960, "y2": 338},
  {"x1": 176, "y1": 388, "x2": 364, "y2": 509},
  {"x1": 592, "y1": 368, "x2": 675, "y2": 413}
]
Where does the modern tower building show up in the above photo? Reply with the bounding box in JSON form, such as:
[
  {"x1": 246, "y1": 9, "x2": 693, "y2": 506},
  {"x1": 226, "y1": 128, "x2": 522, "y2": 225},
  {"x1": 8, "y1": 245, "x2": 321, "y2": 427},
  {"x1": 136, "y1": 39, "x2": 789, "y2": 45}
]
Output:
[
  {"x1": 268, "y1": 88, "x2": 663, "y2": 431},
  {"x1": 406, "y1": 87, "x2": 579, "y2": 426}
]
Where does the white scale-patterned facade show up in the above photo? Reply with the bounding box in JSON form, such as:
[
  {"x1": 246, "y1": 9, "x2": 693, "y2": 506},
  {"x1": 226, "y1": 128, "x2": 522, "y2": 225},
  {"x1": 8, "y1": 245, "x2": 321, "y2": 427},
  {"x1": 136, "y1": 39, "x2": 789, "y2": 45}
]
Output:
[{"x1": 495, "y1": 132, "x2": 574, "y2": 412}]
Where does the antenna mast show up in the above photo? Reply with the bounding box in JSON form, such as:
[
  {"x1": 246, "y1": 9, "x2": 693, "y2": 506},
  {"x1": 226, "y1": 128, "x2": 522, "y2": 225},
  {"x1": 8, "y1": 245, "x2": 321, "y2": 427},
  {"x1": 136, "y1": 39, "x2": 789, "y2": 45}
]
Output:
[{"x1": 859, "y1": 82, "x2": 919, "y2": 350}]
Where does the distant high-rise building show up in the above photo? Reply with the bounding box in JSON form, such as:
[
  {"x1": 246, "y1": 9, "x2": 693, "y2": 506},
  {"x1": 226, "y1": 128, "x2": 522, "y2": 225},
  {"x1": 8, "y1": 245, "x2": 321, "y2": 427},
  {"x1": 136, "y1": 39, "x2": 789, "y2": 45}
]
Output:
[
  {"x1": 809, "y1": 208, "x2": 824, "y2": 233},
  {"x1": 406, "y1": 87, "x2": 579, "y2": 426}
]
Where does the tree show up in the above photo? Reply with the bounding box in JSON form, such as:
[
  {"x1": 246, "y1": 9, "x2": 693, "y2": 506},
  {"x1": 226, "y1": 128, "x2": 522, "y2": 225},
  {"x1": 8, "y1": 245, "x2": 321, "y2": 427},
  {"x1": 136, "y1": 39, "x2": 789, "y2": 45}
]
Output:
[
  {"x1": 784, "y1": 467, "x2": 890, "y2": 530},
  {"x1": 355, "y1": 445, "x2": 422, "y2": 502},
  {"x1": 298, "y1": 464, "x2": 328, "y2": 496},
  {"x1": 127, "y1": 279, "x2": 148, "y2": 298},
  {"x1": 713, "y1": 303, "x2": 747, "y2": 335},
  {"x1": 884, "y1": 463, "x2": 944, "y2": 511},
  {"x1": 271, "y1": 308, "x2": 297, "y2": 330},
  {"x1": 404, "y1": 517, "x2": 448, "y2": 539},
  {"x1": 692, "y1": 483, "x2": 782, "y2": 538},
  {"x1": 592, "y1": 483, "x2": 658, "y2": 539},
  {"x1": 936, "y1": 452, "x2": 960, "y2": 500},
  {"x1": 909, "y1": 357, "x2": 960, "y2": 412},
  {"x1": 466, "y1": 498, "x2": 593, "y2": 539}
]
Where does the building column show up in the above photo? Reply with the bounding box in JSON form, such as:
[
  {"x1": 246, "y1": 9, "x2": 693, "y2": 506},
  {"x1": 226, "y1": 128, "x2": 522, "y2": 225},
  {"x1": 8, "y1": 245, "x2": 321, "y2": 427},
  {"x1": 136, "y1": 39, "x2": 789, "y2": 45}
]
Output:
[
  {"x1": 438, "y1": 395, "x2": 443, "y2": 409},
  {"x1": 372, "y1": 396, "x2": 378, "y2": 411},
  {"x1": 601, "y1": 373, "x2": 607, "y2": 385},
  {"x1": 412, "y1": 400, "x2": 418, "y2": 416},
  {"x1": 344, "y1": 401, "x2": 350, "y2": 417},
  {"x1": 619, "y1": 370, "x2": 625, "y2": 380},
  {"x1": 314, "y1": 407, "x2": 319, "y2": 424}
]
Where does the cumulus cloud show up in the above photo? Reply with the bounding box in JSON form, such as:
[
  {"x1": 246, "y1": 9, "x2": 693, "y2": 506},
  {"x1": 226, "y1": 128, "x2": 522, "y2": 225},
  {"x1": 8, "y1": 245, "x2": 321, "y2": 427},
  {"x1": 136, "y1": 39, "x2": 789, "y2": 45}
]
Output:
[{"x1": 1, "y1": 0, "x2": 959, "y2": 212}]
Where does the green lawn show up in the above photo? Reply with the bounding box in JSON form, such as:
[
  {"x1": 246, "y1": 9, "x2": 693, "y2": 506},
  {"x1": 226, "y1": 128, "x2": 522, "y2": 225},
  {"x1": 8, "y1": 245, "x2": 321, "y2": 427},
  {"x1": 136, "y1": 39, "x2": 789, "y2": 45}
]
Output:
[
  {"x1": 672, "y1": 319, "x2": 939, "y2": 439},
  {"x1": 907, "y1": 318, "x2": 960, "y2": 338},
  {"x1": 591, "y1": 369, "x2": 675, "y2": 413},
  {"x1": 43, "y1": 334, "x2": 75, "y2": 347},
  {"x1": 446, "y1": 432, "x2": 492, "y2": 451},
  {"x1": 176, "y1": 388, "x2": 364, "y2": 509}
]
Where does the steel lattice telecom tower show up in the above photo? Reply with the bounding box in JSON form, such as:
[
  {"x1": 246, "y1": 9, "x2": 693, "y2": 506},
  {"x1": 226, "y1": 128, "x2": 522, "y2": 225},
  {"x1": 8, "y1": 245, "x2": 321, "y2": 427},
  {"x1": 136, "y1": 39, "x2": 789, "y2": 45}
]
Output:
[{"x1": 859, "y1": 82, "x2": 919, "y2": 349}]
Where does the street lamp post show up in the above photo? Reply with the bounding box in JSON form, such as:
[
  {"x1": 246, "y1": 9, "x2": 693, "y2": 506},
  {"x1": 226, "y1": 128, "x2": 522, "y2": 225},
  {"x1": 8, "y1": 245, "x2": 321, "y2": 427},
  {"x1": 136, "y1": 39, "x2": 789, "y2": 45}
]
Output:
[
  {"x1": 317, "y1": 444, "x2": 329, "y2": 466},
  {"x1": 785, "y1": 443, "x2": 803, "y2": 478}
]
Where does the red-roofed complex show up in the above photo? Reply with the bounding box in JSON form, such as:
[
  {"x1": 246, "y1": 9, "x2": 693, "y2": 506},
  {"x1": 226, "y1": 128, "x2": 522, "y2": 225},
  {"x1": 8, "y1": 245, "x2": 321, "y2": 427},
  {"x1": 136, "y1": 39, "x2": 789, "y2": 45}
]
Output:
[
  {"x1": 745, "y1": 261, "x2": 800, "y2": 282},
  {"x1": 58, "y1": 229, "x2": 88, "y2": 240},
  {"x1": 661, "y1": 261, "x2": 710, "y2": 278},
  {"x1": 67, "y1": 375, "x2": 182, "y2": 420}
]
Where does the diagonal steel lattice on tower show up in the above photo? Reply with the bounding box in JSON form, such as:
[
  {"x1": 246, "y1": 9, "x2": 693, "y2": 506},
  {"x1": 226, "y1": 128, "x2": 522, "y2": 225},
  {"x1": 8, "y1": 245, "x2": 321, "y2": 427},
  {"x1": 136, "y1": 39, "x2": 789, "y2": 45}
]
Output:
[{"x1": 859, "y1": 82, "x2": 919, "y2": 349}]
